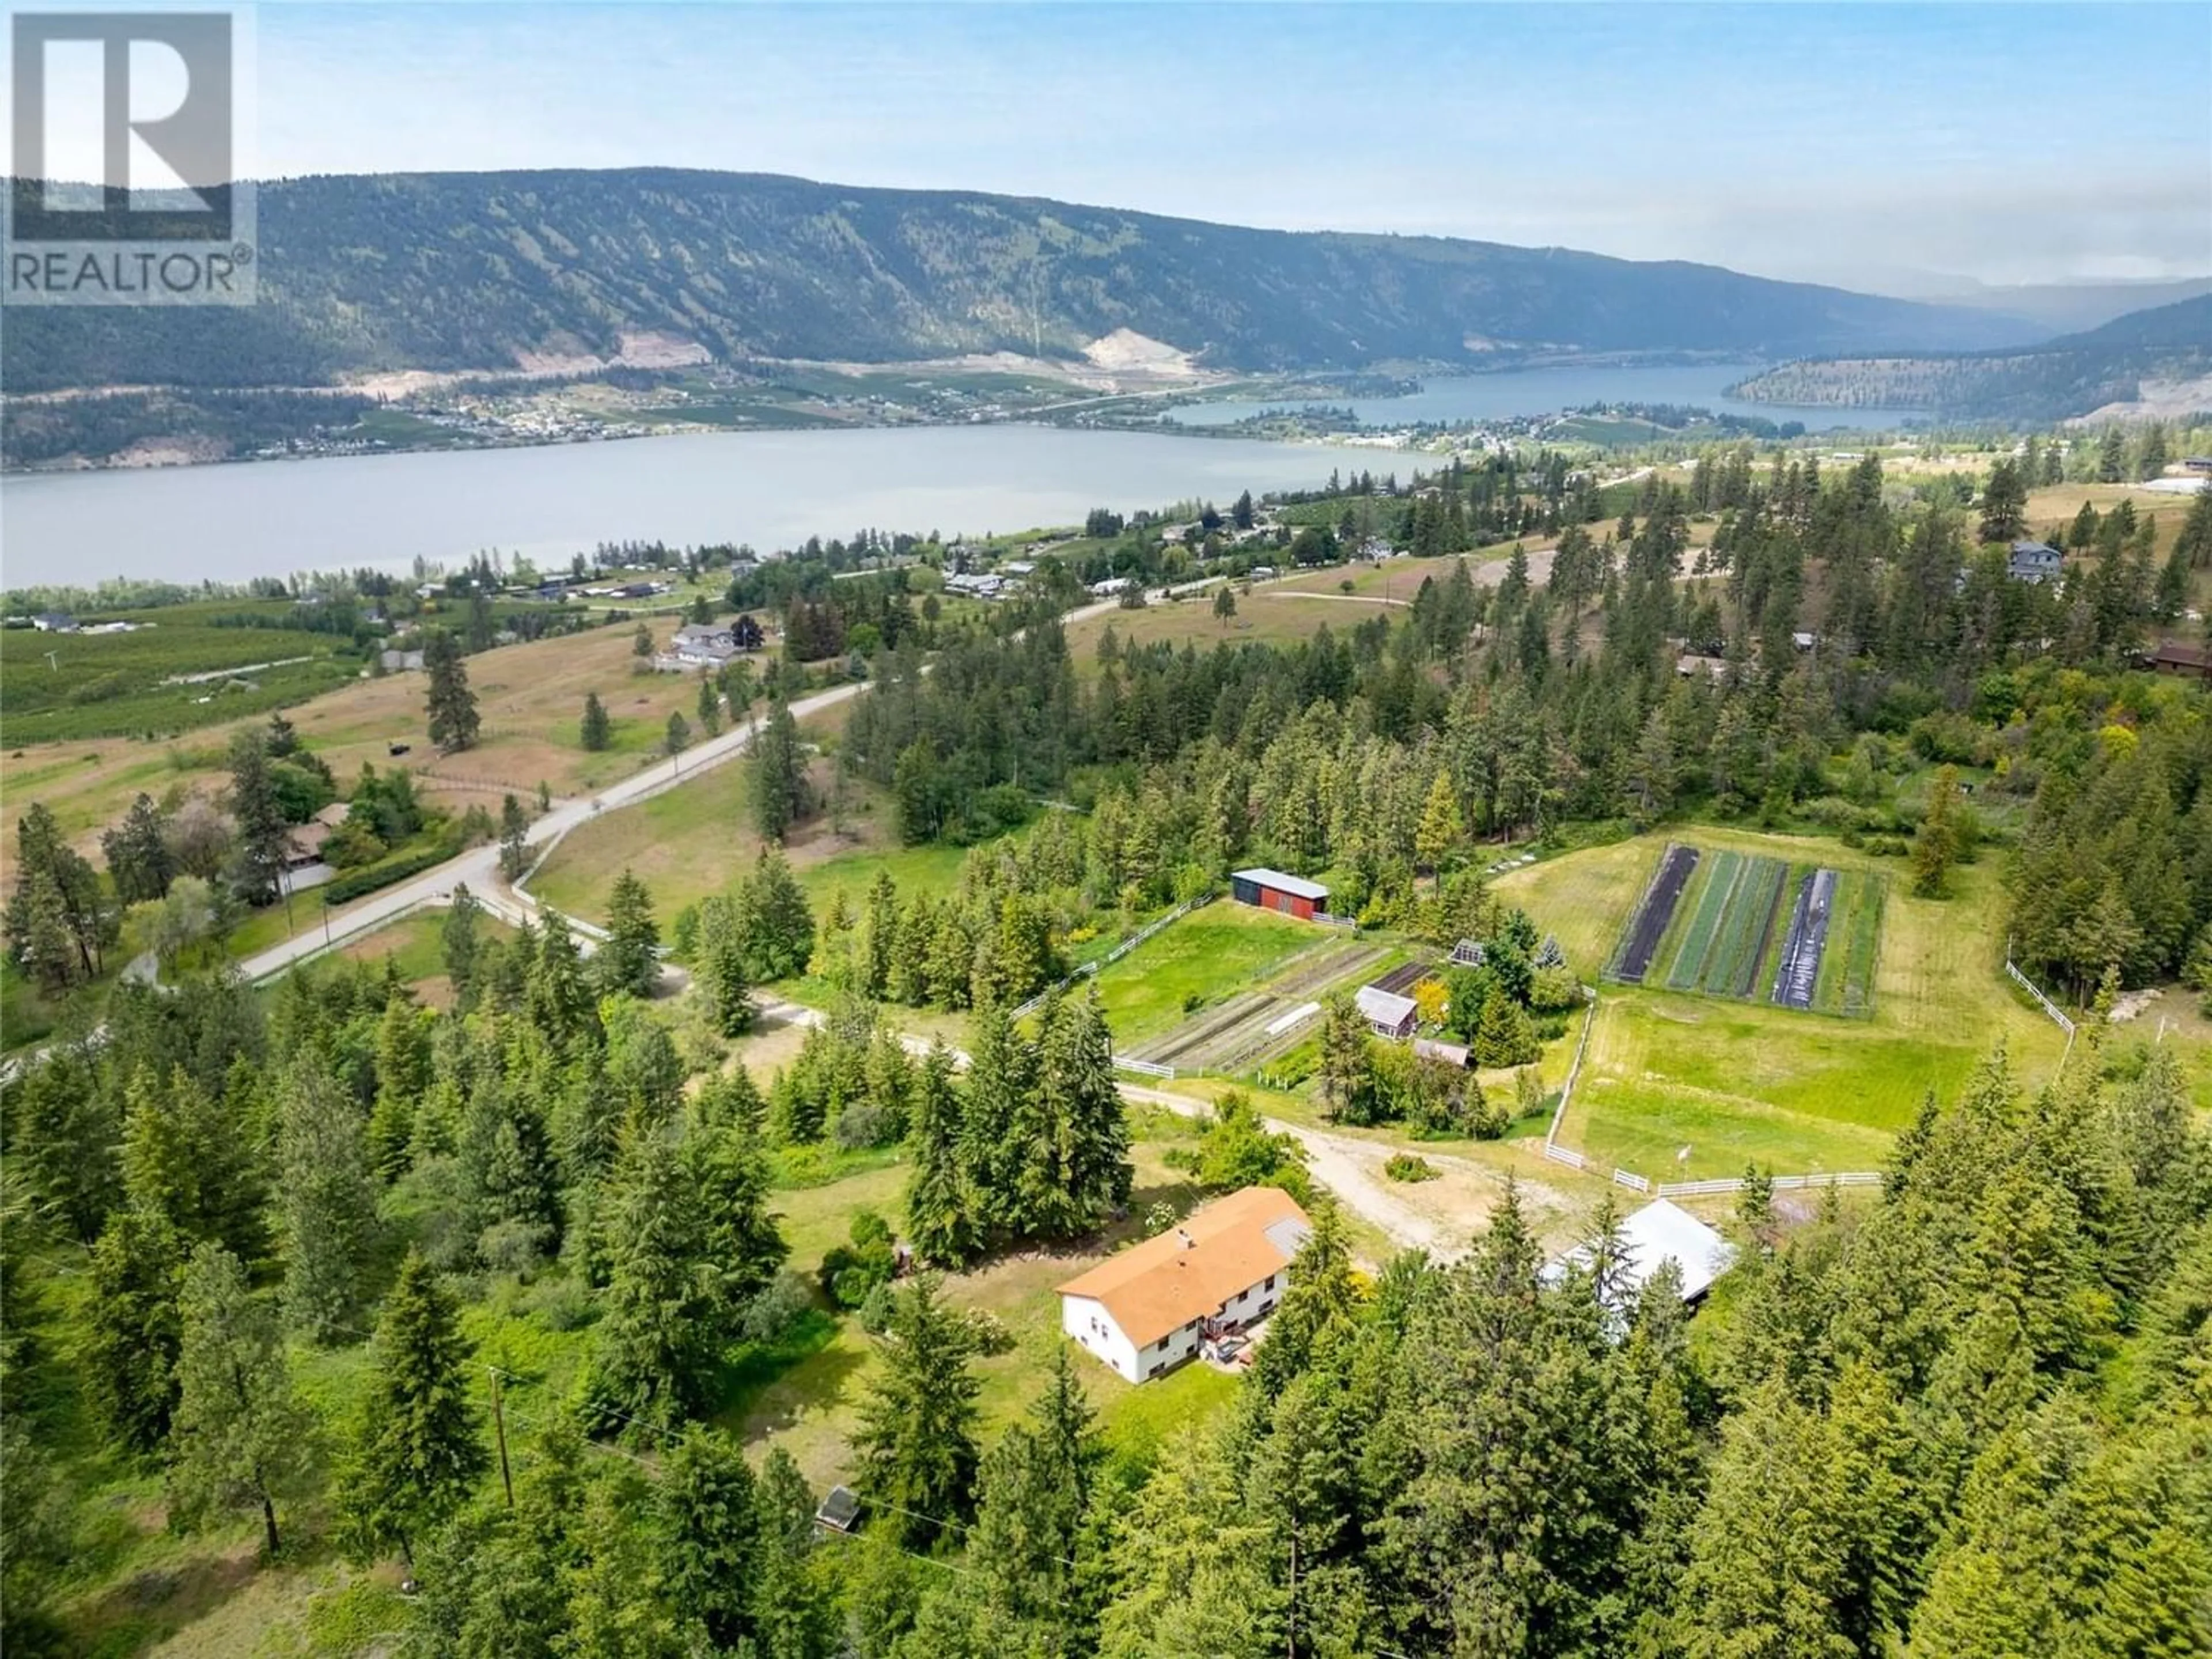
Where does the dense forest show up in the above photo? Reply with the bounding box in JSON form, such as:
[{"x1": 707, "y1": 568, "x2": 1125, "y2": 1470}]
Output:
[{"x1": 4, "y1": 169, "x2": 2037, "y2": 395}]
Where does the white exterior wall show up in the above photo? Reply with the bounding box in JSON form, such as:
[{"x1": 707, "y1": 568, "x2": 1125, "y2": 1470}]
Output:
[
  {"x1": 1061, "y1": 1268, "x2": 1289, "y2": 1384},
  {"x1": 1062, "y1": 1294, "x2": 1142, "y2": 1383}
]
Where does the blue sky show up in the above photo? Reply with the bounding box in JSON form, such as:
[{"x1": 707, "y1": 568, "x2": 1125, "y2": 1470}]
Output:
[{"x1": 248, "y1": 2, "x2": 2211, "y2": 289}]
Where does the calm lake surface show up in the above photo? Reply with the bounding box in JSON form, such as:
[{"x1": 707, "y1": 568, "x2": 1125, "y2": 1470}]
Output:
[
  {"x1": 1, "y1": 425, "x2": 1345, "y2": 590},
  {"x1": 1168, "y1": 362, "x2": 1916, "y2": 430},
  {"x1": 2, "y1": 361, "x2": 1915, "y2": 590}
]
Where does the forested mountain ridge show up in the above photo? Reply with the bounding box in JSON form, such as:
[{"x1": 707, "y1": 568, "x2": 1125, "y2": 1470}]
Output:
[
  {"x1": 1731, "y1": 293, "x2": 2212, "y2": 420},
  {"x1": 3, "y1": 168, "x2": 2043, "y2": 393}
]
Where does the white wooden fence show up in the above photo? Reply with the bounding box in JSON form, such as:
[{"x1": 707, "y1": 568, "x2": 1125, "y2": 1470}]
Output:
[
  {"x1": 1113, "y1": 1054, "x2": 1176, "y2": 1081},
  {"x1": 1013, "y1": 892, "x2": 1217, "y2": 1018},
  {"x1": 2005, "y1": 959, "x2": 2077, "y2": 1036},
  {"x1": 1655, "y1": 1171, "x2": 1883, "y2": 1199}
]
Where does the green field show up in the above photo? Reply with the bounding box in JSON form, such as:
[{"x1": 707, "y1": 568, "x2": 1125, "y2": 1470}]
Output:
[
  {"x1": 1499, "y1": 826, "x2": 2069, "y2": 1181},
  {"x1": 1608, "y1": 840, "x2": 1884, "y2": 1018},
  {"x1": 1086, "y1": 902, "x2": 1321, "y2": 1048},
  {"x1": 1, "y1": 601, "x2": 363, "y2": 741}
]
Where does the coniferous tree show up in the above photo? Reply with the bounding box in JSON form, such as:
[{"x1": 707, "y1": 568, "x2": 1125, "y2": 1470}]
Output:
[
  {"x1": 83, "y1": 1204, "x2": 184, "y2": 1454},
  {"x1": 664, "y1": 710, "x2": 691, "y2": 757},
  {"x1": 1317, "y1": 993, "x2": 1372, "y2": 1125},
  {"x1": 278, "y1": 1066, "x2": 380, "y2": 1343},
  {"x1": 526, "y1": 912, "x2": 600, "y2": 1049},
  {"x1": 599, "y1": 869, "x2": 661, "y2": 998},
  {"x1": 441, "y1": 882, "x2": 483, "y2": 1003},
  {"x1": 579, "y1": 691, "x2": 612, "y2": 753},
  {"x1": 750, "y1": 1449, "x2": 835, "y2": 1659},
  {"x1": 498, "y1": 794, "x2": 529, "y2": 880},
  {"x1": 697, "y1": 895, "x2": 755, "y2": 1037},
  {"x1": 685, "y1": 1100, "x2": 787, "y2": 1334},
  {"x1": 102, "y1": 792, "x2": 175, "y2": 906},
  {"x1": 696, "y1": 674, "x2": 722, "y2": 737},
  {"x1": 169, "y1": 1243, "x2": 317, "y2": 1557},
  {"x1": 749, "y1": 691, "x2": 807, "y2": 841},
  {"x1": 734, "y1": 846, "x2": 816, "y2": 982},
  {"x1": 853, "y1": 1274, "x2": 982, "y2": 1547},
  {"x1": 1977, "y1": 458, "x2": 2028, "y2": 543},
  {"x1": 657, "y1": 1425, "x2": 760, "y2": 1653},
  {"x1": 342, "y1": 1250, "x2": 484, "y2": 1565},
  {"x1": 225, "y1": 731, "x2": 292, "y2": 911},
  {"x1": 904, "y1": 1043, "x2": 978, "y2": 1267},
  {"x1": 588, "y1": 1121, "x2": 718, "y2": 1431},
  {"x1": 423, "y1": 628, "x2": 480, "y2": 753},
  {"x1": 971, "y1": 1344, "x2": 1103, "y2": 1643}
]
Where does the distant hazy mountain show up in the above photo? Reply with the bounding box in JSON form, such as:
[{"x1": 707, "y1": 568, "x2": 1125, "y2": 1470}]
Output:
[
  {"x1": 1730, "y1": 294, "x2": 2212, "y2": 421},
  {"x1": 1814, "y1": 267, "x2": 2212, "y2": 334},
  {"x1": 3, "y1": 169, "x2": 2044, "y2": 395}
]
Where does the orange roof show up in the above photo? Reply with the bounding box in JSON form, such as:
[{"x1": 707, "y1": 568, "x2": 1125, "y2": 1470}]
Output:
[{"x1": 1057, "y1": 1186, "x2": 1311, "y2": 1349}]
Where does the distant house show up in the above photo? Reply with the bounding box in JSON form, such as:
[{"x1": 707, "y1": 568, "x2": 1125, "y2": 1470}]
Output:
[
  {"x1": 31, "y1": 612, "x2": 78, "y2": 632},
  {"x1": 2184, "y1": 456, "x2": 2212, "y2": 472},
  {"x1": 2008, "y1": 540, "x2": 2063, "y2": 584},
  {"x1": 1676, "y1": 653, "x2": 1729, "y2": 680},
  {"x1": 1088, "y1": 576, "x2": 1134, "y2": 598},
  {"x1": 1002, "y1": 559, "x2": 1037, "y2": 578},
  {"x1": 1058, "y1": 1187, "x2": 1311, "y2": 1382},
  {"x1": 1355, "y1": 984, "x2": 1419, "y2": 1040},
  {"x1": 671, "y1": 623, "x2": 736, "y2": 666},
  {"x1": 2145, "y1": 641, "x2": 2212, "y2": 681},
  {"x1": 1790, "y1": 631, "x2": 1818, "y2": 652},
  {"x1": 1230, "y1": 868, "x2": 1330, "y2": 920},
  {"x1": 379, "y1": 648, "x2": 426, "y2": 672},
  {"x1": 1551, "y1": 1198, "x2": 1736, "y2": 1310},
  {"x1": 285, "y1": 820, "x2": 332, "y2": 868}
]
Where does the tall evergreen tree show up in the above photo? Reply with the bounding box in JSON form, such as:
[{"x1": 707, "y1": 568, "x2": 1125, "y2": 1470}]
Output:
[
  {"x1": 657, "y1": 1425, "x2": 760, "y2": 1653},
  {"x1": 588, "y1": 1121, "x2": 718, "y2": 1431},
  {"x1": 498, "y1": 794, "x2": 530, "y2": 880},
  {"x1": 905, "y1": 1043, "x2": 977, "y2": 1267},
  {"x1": 598, "y1": 869, "x2": 661, "y2": 998},
  {"x1": 277, "y1": 1066, "x2": 381, "y2": 1343},
  {"x1": 102, "y1": 792, "x2": 176, "y2": 906},
  {"x1": 82, "y1": 1204, "x2": 184, "y2": 1455},
  {"x1": 853, "y1": 1275, "x2": 982, "y2": 1547},
  {"x1": 750, "y1": 691, "x2": 808, "y2": 841},
  {"x1": 225, "y1": 731, "x2": 292, "y2": 911},
  {"x1": 342, "y1": 1250, "x2": 485, "y2": 1565},
  {"x1": 169, "y1": 1244, "x2": 318, "y2": 1557},
  {"x1": 423, "y1": 628, "x2": 480, "y2": 753},
  {"x1": 579, "y1": 691, "x2": 612, "y2": 752}
]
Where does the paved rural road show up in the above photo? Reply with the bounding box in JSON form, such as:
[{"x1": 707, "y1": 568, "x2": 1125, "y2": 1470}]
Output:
[{"x1": 233, "y1": 591, "x2": 1142, "y2": 984}]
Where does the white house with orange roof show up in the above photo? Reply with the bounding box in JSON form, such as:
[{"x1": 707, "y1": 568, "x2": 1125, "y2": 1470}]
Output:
[{"x1": 1056, "y1": 1186, "x2": 1312, "y2": 1382}]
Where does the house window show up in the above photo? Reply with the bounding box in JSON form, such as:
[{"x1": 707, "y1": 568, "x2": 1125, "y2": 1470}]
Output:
[
  {"x1": 1148, "y1": 1362, "x2": 1165, "y2": 1379},
  {"x1": 1264, "y1": 1274, "x2": 1277, "y2": 1292}
]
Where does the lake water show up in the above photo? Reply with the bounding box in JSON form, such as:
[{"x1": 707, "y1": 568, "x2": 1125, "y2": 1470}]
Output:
[
  {"x1": 1, "y1": 361, "x2": 1916, "y2": 590},
  {"x1": 1168, "y1": 361, "x2": 1916, "y2": 431},
  {"x1": 0, "y1": 425, "x2": 1347, "y2": 590}
]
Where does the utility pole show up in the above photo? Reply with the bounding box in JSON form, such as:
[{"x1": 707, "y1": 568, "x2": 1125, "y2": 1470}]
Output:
[{"x1": 490, "y1": 1368, "x2": 514, "y2": 1509}]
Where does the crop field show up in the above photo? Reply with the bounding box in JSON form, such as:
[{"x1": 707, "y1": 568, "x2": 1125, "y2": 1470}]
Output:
[
  {"x1": 1121, "y1": 935, "x2": 1393, "y2": 1074},
  {"x1": 1607, "y1": 842, "x2": 1882, "y2": 1017},
  {"x1": 0, "y1": 602, "x2": 363, "y2": 743},
  {"x1": 1501, "y1": 825, "x2": 2069, "y2": 1181},
  {"x1": 1088, "y1": 903, "x2": 1328, "y2": 1052}
]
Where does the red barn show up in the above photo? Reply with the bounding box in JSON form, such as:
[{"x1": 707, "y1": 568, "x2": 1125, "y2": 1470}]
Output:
[{"x1": 1230, "y1": 868, "x2": 1330, "y2": 921}]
